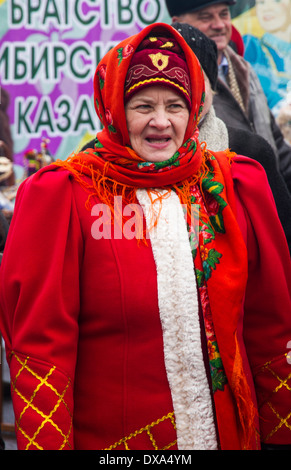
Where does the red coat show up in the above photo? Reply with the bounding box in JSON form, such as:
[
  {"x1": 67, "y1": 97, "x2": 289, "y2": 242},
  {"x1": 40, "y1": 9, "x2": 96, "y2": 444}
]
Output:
[{"x1": 0, "y1": 155, "x2": 290, "y2": 450}]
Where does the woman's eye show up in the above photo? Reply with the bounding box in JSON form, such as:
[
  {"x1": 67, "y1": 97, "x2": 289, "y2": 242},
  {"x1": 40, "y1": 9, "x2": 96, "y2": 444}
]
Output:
[
  {"x1": 169, "y1": 103, "x2": 183, "y2": 110},
  {"x1": 136, "y1": 104, "x2": 151, "y2": 110}
]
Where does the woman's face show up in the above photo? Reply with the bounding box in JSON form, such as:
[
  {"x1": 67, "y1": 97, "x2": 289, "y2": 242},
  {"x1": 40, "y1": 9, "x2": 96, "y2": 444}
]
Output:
[
  {"x1": 256, "y1": 0, "x2": 291, "y2": 33},
  {"x1": 125, "y1": 86, "x2": 190, "y2": 162}
]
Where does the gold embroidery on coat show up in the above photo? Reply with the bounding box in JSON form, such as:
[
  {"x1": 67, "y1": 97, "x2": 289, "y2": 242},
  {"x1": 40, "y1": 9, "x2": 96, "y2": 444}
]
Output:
[
  {"x1": 11, "y1": 352, "x2": 72, "y2": 450},
  {"x1": 104, "y1": 411, "x2": 176, "y2": 450},
  {"x1": 256, "y1": 355, "x2": 291, "y2": 443}
]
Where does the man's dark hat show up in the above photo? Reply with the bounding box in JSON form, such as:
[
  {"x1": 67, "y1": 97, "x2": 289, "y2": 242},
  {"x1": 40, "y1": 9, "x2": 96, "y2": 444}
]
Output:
[{"x1": 165, "y1": 0, "x2": 236, "y2": 17}]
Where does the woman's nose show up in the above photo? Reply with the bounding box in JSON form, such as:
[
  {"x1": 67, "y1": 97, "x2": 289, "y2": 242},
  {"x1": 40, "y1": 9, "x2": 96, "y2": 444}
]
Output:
[{"x1": 149, "y1": 109, "x2": 170, "y2": 128}]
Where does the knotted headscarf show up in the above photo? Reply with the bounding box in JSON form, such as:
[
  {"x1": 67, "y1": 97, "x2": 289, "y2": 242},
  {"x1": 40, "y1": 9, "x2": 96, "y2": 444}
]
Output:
[{"x1": 54, "y1": 23, "x2": 208, "y2": 215}]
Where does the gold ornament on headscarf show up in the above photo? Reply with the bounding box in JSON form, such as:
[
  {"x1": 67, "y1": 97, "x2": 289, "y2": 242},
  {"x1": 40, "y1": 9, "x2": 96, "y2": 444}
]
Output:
[
  {"x1": 148, "y1": 52, "x2": 169, "y2": 71},
  {"x1": 161, "y1": 42, "x2": 174, "y2": 49},
  {"x1": 148, "y1": 36, "x2": 174, "y2": 49}
]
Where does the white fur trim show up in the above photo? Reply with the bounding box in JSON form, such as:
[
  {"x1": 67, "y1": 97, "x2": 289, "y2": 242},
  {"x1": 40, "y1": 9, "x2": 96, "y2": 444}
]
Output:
[
  {"x1": 136, "y1": 188, "x2": 217, "y2": 450},
  {"x1": 199, "y1": 105, "x2": 229, "y2": 152}
]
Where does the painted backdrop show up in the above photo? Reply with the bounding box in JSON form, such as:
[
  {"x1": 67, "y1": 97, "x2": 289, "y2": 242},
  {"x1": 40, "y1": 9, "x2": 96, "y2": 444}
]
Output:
[
  {"x1": 0, "y1": 0, "x2": 170, "y2": 166},
  {"x1": 231, "y1": 0, "x2": 291, "y2": 118},
  {"x1": 1, "y1": 0, "x2": 290, "y2": 168}
]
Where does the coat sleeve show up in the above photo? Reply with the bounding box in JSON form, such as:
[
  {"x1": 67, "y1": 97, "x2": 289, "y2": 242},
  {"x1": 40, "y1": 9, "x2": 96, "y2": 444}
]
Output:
[
  {"x1": 231, "y1": 155, "x2": 291, "y2": 446},
  {"x1": 0, "y1": 167, "x2": 83, "y2": 450}
]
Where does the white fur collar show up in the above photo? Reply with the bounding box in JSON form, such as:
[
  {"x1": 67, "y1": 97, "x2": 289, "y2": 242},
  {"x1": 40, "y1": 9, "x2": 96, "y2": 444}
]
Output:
[
  {"x1": 199, "y1": 106, "x2": 229, "y2": 152},
  {"x1": 136, "y1": 188, "x2": 217, "y2": 450}
]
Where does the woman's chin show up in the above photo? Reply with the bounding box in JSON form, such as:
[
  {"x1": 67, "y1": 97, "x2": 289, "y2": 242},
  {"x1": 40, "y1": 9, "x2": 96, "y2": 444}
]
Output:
[{"x1": 140, "y1": 145, "x2": 176, "y2": 163}]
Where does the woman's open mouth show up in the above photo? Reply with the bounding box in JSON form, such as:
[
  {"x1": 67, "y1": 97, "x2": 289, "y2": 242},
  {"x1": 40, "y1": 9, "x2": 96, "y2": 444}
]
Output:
[{"x1": 146, "y1": 137, "x2": 171, "y2": 143}]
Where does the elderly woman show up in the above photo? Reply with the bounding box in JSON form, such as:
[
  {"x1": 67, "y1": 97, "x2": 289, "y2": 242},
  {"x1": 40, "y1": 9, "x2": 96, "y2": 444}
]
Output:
[{"x1": 0, "y1": 23, "x2": 290, "y2": 451}]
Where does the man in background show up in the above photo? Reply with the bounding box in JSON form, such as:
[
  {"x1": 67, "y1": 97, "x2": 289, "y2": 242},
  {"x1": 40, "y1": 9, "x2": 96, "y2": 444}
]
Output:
[{"x1": 165, "y1": 0, "x2": 291, "y2": 192}]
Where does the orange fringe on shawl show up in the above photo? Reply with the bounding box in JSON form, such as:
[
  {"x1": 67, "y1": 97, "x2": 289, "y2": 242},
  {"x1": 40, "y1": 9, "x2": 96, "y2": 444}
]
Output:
[{"x1": 54, "y1": 145, "x2": 212, "y2": 235}]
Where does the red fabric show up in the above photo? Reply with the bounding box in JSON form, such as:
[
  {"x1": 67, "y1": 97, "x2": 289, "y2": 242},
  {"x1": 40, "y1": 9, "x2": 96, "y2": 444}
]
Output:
[
  {"x1": 0, "y1": 168, "x2": 177, "y2": 450},
  {"x1": 192, "y1": 151, "x2": 258, "y2": 449},
  {"x1": 0, "y1": 155, "x2": 291, "y2": 449},
  {"x1": 231, "y1": 25, "x2": 244, "y2": 57},
  {"x1": 0, "y1": 22, "x2": 290, "y2": 451},
  {"x1": 231, "y1": 155, "x2": 291, "y2": 445}
]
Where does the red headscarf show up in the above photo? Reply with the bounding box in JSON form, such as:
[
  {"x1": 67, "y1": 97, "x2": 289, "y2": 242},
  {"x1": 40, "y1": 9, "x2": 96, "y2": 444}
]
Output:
[{"x1": 55, "y1": 23, "x2": 208, "y2": 207}]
